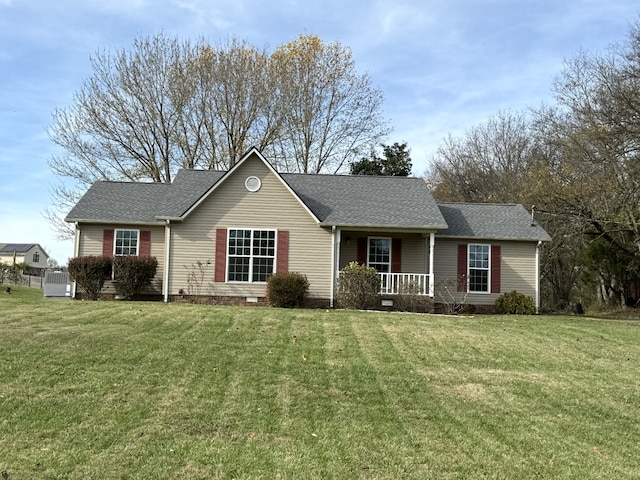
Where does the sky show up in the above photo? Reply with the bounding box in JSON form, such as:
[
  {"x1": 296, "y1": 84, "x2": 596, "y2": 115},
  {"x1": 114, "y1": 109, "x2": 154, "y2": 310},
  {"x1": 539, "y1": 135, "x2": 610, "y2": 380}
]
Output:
[{"x1": 0, "y1": 0, "x2": 638, "y2": 265}]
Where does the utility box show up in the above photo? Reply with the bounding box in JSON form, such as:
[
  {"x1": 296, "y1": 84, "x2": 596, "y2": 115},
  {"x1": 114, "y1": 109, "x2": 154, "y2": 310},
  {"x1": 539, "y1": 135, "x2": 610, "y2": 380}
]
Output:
[{"x1": 44, "y1": 271, "x2": 72, "y2": 299}]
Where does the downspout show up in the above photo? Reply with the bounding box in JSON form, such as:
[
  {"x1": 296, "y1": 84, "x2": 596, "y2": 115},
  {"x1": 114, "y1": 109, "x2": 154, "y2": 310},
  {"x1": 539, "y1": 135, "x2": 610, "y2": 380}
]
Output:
[
  {"x1": 72, "y1": 223, "x2": 80, "y2": 298},
  {"x1": 163, "y1": 220, "x2": 171, "y2": 303},
  {"x1": 535, "y1": 240, "x2": 542, "y2": 314},
  {"x1": 429, "y1": 232, "x2": 435, "y2": 297}
]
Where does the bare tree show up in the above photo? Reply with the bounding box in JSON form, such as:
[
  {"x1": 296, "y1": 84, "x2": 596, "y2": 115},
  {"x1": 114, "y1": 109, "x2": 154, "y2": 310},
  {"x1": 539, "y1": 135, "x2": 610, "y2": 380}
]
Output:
[
  {"x1": 189, "y1": 39, "x2": 283, "y2": 168},
  {"x1": 427, "y1": 110, "x2": 539, "y2": 203},
  {"x1": 270, "y1": 34, "x2": 390, "y2": 173}
]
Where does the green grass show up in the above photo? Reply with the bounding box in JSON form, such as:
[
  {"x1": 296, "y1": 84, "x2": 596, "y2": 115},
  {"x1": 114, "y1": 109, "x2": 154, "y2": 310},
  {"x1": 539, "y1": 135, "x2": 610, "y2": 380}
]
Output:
[{"x1": 1, "y1": 285, "x2": 640, "y2": 479}]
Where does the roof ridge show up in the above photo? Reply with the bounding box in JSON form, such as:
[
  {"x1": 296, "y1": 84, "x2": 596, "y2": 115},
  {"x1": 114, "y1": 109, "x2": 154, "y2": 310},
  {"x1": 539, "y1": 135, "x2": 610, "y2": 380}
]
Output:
[{"x1": 438, "y1": 202, "x2": 519, "y2": 206}]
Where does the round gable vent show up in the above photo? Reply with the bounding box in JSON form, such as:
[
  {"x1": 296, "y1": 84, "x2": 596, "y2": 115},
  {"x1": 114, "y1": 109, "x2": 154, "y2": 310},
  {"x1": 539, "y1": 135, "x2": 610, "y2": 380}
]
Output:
[{"x1": 245, "y1": 176, "x2": 261, "y2": 192}]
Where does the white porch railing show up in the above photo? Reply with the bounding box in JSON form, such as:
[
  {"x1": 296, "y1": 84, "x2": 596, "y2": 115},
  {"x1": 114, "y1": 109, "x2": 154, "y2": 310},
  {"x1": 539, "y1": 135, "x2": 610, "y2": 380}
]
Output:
[{"x1": 379, "y1": 273, "x2": 431, "y2": 296}]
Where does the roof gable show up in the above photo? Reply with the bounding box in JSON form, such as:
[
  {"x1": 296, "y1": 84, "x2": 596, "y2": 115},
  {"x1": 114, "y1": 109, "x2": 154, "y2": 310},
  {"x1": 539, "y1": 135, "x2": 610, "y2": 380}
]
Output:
[{"x1": 178, "y1": 147, "x2": 320, "y2": 223}]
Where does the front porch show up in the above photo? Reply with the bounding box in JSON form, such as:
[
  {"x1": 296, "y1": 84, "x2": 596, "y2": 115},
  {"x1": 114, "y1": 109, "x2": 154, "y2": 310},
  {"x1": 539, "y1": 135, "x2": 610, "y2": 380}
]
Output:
[{"x1": 332, "y1": 229, "x2": 436, "y2": 301}]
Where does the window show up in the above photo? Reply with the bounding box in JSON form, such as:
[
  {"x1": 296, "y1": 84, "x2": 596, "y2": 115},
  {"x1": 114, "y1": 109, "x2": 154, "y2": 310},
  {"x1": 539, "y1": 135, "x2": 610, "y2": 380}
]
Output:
[
  {"x1": 32, "y1": 252, "x2": 40, "y2": 263},
  {"x1": 368, "y1": 237, "x2": 391, "y2": 273},
  {"x1": 114, "y1": 229, "x2": 139, "y2": 256},
  {"x1": 227, "y1": 229, "x2": 275, "y2": 282},
  {"x1": 468, "y1": 244, "x2": 490, "y2": 293}
]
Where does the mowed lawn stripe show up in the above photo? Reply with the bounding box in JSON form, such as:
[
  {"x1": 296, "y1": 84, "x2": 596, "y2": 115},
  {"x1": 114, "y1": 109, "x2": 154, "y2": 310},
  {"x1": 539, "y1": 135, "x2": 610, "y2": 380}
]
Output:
[{"x1": 1, "y1": 287, "x2": 640, "y2": 479}]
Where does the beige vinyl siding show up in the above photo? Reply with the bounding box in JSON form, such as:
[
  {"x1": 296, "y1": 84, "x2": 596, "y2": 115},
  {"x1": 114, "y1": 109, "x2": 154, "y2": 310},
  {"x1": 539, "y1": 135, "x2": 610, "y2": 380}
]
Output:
[
  {"x1": 168, "y1": 156, "x2": 332, "y2": 299},
  {"x1": 76, "y1": 223, "x2": 165, "y2": 294},
  {"x1": 433, "y1": 238, "x2": 538, "y2": 306},
  {"x1": 338, "y1": 231, "x2": 428, "y2": 274}
]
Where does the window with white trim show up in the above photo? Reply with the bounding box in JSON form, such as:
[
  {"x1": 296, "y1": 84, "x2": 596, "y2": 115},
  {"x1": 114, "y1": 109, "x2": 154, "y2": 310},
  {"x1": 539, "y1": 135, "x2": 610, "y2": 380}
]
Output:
[
  {"x1": 115, "y1": 229, "x2": 139, "y2": 256},
  {"x1": 33, "y1": 252, "x2": 40, "y2": 263},
  {"x1": 368, "y1": 237, "x2": 391, "y2": 273},
  {"x1": 227, "y1": 229, "x2": 275, "y2": 282},
  {"x1": 468, "y1": 244, "x2": 490, "y2": 293}
]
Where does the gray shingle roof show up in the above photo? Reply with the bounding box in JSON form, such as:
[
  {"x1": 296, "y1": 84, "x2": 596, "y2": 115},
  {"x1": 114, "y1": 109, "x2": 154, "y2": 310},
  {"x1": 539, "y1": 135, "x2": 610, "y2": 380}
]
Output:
[
  {"x1": 64, "y1": 162, "x2": 550, "y2": 242},
  {"x1": 282, "y1": 173, "x2": 447, "y2": 229},
  {"x1": 65, "y1": 182, "x2": 172, "y2": 223},
  {"x1": 437, "y1": 203, "x2": 551, "y2": 241},
  {"x1": 65, "y1": 169, "x2": 447, "y2": 229}
]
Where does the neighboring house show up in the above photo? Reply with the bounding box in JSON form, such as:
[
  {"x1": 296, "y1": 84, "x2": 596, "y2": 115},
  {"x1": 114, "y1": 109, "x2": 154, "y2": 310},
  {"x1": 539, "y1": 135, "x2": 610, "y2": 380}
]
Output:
[
  {"x1": 65, "y1": 147, "x2": 551, "y2": 311},
  {"x1": 0, "y1": 243, "x2": 50, "y2": 275}
]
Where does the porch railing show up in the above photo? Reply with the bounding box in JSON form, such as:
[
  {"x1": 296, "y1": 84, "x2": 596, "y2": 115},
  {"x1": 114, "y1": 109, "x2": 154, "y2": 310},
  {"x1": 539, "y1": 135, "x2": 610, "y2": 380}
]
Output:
[{"x1": 379, "y1": 273, "x2": 431, "y2": 296}]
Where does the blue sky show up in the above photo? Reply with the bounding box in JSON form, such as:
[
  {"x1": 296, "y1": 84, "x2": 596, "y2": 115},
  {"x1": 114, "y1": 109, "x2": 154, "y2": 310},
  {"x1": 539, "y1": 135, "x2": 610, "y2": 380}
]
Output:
[{"x1": 1, "y1": 0, "x2": 638, "y2": 265}]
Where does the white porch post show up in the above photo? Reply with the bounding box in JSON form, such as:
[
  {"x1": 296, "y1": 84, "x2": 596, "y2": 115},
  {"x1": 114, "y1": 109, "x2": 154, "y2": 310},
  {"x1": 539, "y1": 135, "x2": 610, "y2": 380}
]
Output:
[
  {"x1": 535, "y1": 240, "x2": 542, "y2": 314},
  {"x1": 330, "y1": 227, "x2": 340, "y2": 308},
  {"x1": 163, "y1": 220, "x2": 171, "y2": 303},
  {"x1": 429, "y1": 232, "x2": 435, "y2": 297}
]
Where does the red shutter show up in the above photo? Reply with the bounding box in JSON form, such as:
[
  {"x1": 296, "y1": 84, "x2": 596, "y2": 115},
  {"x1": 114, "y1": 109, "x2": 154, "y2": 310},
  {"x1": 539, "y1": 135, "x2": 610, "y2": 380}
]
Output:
[
  {"x1": 491, "y1": 245, "x2": 501, "y2": 294},
  {"x1": 457, "y1": 243, "x2": 467, "y2": 292},
  {"x1": 357, "y1": 237, "x2": 367, "y2": 265},
  {"x1": 277, "y1": 230, "x2": 289, "y2": 273},
  {"x1": 139, "y1": 231, "x2": 151, "y2": 257},
  {"x1": 214, "y1": 228, "x2": 227, "y2": 282},
  {"x1": 103, "y1": 229, "x2": 114, "y2": 257},
  {"x1": 391, "y1": 238, "x2": 402, "y2": 273}
]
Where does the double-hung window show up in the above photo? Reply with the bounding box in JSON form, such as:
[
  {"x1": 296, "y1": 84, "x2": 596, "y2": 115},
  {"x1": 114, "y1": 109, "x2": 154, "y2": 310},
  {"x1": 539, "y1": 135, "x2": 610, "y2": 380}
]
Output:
[
  {"x1": 114, "y1": 229, "x2": 139, "y2": 256},
  {"x1": 33, "y1": 252, "x2": 40, "y2": 263},
  {"x1": 227, "y1": 229, "x2": 276, "y2": 282},
  {"x1": 368, "y1": 237, "x2": 391, "y2": 273},
  {"x1": 468, "y1": 244, "x2": 490, "y2": 293}
]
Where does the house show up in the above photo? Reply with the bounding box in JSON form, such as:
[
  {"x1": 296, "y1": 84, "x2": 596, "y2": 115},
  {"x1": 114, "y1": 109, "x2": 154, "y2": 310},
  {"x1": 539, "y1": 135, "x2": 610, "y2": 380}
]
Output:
[
  {"x1": 65, "y1": 147, "x2": 551, "y2": 311},
  {"x1": 0, "y1": 243, "x2": 50, "y2": 275}
]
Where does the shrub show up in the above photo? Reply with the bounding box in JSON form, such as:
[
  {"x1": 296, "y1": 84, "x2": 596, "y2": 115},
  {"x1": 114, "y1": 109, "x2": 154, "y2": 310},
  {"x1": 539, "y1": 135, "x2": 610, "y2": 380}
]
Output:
[
  {"x1": 495, "y1": 290, "x2": 536, "y2": 314},
  {"x1": 395, "y1": 279, "x2": 425, "y2": 312},
  {"x1": 267, "y1": 272, "x2": 309, "y2": 308},
  {"x1": 112, "y1": 256, "x2": 158, "y2": 300},
  {"x1": 68, "y1": 256, "x2": 112, "y2": 300},
  {"x1": 337, "y1": 261, "x2": 381, "y2": 310}
]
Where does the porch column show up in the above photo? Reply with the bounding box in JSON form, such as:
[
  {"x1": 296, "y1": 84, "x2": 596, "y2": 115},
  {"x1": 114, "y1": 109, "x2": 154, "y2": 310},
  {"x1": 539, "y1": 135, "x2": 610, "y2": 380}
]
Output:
[
  {"x1": 330, "y1": 227, "x2": 341, "y2": 308},
  {"x1": 429, "y1": 232, "x2": 435, "y2": 297},
  {"x1": 163, "y1": 220, "x2": 171, "y2": 303},
  {"x1": 535, "y1": 240, "x2": 542, "y2": 314}
]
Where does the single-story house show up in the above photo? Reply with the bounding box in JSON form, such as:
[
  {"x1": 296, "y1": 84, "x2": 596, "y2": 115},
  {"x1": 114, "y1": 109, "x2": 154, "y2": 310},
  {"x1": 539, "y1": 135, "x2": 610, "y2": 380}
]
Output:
[
  {"x1": 0, "y1": 243, "x2": 50, "y2": 275},
  {"x1": 65, "y1": 147, "x2": 551, "y2": 311}
]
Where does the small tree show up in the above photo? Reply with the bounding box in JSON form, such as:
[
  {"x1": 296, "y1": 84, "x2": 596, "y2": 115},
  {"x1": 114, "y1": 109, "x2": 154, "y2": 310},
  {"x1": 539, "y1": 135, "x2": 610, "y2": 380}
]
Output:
[
  {"x1": 183, "y1": 260, "x2": 212, "y2": 300},
  {"x1": 435, "y1": 275, "x2": 470, "y2": 314},
  {"x1": 68, "y1": 256, "x2": 112, "y2": 300},
  {"x1": 267, "y1": 272, "x2": 309, "y2": 308},
  {"x1": 112, "y1": 256, "x2": 158, "y2": 300},
  {"x1": 336, "y1": 261, "x2": 381, "y2": 309}
]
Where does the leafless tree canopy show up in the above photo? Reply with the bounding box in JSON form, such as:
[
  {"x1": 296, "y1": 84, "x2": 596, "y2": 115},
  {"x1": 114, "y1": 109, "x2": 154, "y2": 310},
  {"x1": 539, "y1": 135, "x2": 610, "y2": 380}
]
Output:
[{"x1": 48, "y1": 33, "x2": 389, "y2": 239}]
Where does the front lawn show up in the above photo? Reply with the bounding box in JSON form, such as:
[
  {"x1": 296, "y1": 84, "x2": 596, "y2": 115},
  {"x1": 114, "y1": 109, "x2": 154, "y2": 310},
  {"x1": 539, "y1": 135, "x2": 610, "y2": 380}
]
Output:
[{"x1": 1, "y1": 286, "x2": 639, "y2": 479}]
